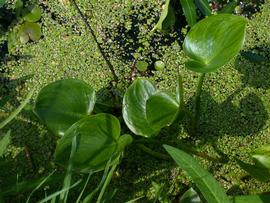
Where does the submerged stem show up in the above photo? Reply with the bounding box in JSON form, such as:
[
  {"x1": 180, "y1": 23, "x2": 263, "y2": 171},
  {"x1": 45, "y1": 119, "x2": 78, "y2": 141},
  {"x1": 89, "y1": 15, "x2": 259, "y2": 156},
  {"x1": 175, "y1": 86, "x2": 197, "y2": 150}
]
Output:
[
  {"x1": 193, "y1": 73, "x2": 206, "y2": 133},
  {"x1": 70, "y1": 0, "x2": 118, "y2": 83}
]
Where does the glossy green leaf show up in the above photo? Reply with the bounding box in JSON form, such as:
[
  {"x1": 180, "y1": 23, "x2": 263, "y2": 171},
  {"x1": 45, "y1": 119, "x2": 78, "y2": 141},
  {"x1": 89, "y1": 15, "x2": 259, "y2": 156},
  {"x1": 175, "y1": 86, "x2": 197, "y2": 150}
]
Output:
[
  {"x1": 183, "y1": 14, "x2": 247, "y2": 73},
  {"x1": 179, "y1": 0, "x2": 197, "y2": 27},
  {"x1": 18, "y1": 22, "x2": 42, "y2": 43},
  {"x1": 34, "y1": 79, "x2": 96, "y2": 136},
  {"x1": 146, "y1": 92, "x2": 179, "y2": 129},
  {"x1": 253, "y1": 144, "x2": 270, "y2": 169},
  {"x1": 23, "y1": 6, "x2": 42, "y2": 23},
  {"x1": 136, "y1": 61, "x2": 148, "y2": 72},
  {"x1": 55, "y1": 114, "x2": 129, "y2": 172},
  {"x1": 152, "y1": 0, "x2": 175, "y2": 32},
  {"x1": 195, "y1": 0, "x2": 212, "y2": 16},
  {"x1": 164, "y1": 145, "x2": 230, "y2": 203},
  {"x1": 237, "y1": 159, "x2": 270, "y2": 182},
  {"x1": 232, "y1": 194, "x2": 270, "y2": 203},
  {"x1": 123, "y1": 78, "x2": 158, "y2": 137},
  {"x1": 0, "y1": 131, "x2": 11, "y2": 157},
  {"x1": 180, "y1": 188, "x2": 202, "y2": 203}
]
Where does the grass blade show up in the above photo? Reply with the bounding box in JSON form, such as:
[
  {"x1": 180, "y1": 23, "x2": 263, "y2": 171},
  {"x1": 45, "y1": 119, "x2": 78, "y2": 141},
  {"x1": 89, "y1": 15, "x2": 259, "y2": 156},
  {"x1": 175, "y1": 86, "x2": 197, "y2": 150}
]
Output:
[
  {"x1": 164, "y1": 145, "x2": 230, "y2": 203},
  {"x1": 76, "y1": 171, "x2": 94, "y2": 203},
  {"x1": 26, "y1": 170, "x2": 56, "y2": 203},
  {"x1": 0, "y1": 88, "x2": 34, "y2": 129},
  {"x1": 38, "y1": 179, "x2": 82, "y2": 203}
]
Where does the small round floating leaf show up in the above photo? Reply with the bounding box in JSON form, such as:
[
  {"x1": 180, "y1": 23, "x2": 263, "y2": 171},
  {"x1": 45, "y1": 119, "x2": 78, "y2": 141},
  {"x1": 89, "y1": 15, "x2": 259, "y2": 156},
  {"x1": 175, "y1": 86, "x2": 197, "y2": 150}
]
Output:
[
  {"x1": 183, "y1": 14, "x2": 247, "y2": 73},
  {"x1": 55, "y1": 114, "x2": 122, "y2": 172},
  {"x1": 136, "y1": 61, "x2": 148, "y2": 72},
  {"x1": 23, "y1": 6, "x2": 42, "y2": 22},
  {"x1": 146, "y1": 92, "x2": 179, "y2": 129},
  {"x1": 18, "y1": 22, "x2": 42, "y2": 43},
  {"x1": 154, "y1": 60, "x2": 165, "y2": 71},
  {"x1": 123, "y1": 78, "x2": 159, "y2": 137},
  {"x1": 34, "y1": 79, "x2": 96, "y2": 136}
]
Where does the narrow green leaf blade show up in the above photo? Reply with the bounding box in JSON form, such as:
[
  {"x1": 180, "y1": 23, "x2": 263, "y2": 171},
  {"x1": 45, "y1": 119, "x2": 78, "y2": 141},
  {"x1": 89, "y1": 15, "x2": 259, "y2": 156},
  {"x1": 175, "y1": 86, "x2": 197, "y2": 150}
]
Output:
[
  {"x1": 0, "y1": 131, "x2": 11, "y2": 157},
  {"x1": 195, "y1": 0, "x2": 212, "y2": 16},
  {"x1": 179, "y1": 0, "x2": 197, "y2": 27},
  {"x1": 146, "y1": 92, "x2": 179, "y2": 129},
  {"x1": 152, "y1": 0, "x2": 176, "y2": 32},
  {"x1": 219, "y1": 1, "x2": 237, "y2": 14},
  {"x1": 55, "y1": 114, "x2": 121, "y2": 172},
  {"x1": 34, "y1": 79, "x2": 96, "y2": 136},
  {"x1": 183, "y1": 14, "x2": 247, "y2": 73},
  {"x1": 123, "y1": 78, "x2": 159, "y2": 137},
  {"x1": 164, "y1": 145, "x2": 230, "y2": 203}
]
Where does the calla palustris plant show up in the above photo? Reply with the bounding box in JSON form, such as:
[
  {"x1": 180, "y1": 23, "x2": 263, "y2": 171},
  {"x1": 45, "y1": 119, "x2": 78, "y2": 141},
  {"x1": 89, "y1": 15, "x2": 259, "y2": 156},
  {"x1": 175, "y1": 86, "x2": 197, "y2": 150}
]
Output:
[
  {"x1": 34, "y1": 79, "x2": 132, "y2": 172},
  {"x1": 123, "y1": 78, "x2": 182, "y2": 138},
  {"x1": 183, "y1": 14, "x2": 247, "y2": 73}
]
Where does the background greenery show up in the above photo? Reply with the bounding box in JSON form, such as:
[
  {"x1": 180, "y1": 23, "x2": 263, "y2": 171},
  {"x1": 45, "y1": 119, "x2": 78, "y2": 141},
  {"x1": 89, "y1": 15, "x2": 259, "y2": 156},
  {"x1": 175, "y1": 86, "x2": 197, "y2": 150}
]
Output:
[{"x1": 0, "y1": 0, "x2": 270, "y2": 202}]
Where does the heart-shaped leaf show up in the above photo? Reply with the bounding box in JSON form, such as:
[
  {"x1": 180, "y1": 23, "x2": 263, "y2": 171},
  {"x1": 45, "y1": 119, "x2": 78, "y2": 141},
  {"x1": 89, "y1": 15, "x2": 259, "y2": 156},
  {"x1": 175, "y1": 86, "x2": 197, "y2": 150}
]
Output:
[
  {"x1": 152, "y1": 0, "x2": 175, "y2": 32},
  {"x1": 34, "y1": 79, "x2": 96, "y2": 136},
  {"x1": 23, "y1": 6, "x2": 42, "y2": 23},
  {"x1": 55, "y1": 114, "x2": 132, "y2": 172},
  {"x1": 18, "y1": 22, "x2": 42, "y2": 43},
  {"x1": 123, "y1": 78, "x2": 158, "y2": 137},
  {"x1": 164, "y1": 145, "x2": 230, "y2": 203},
  {"x1": 183, "y1": 14, "x2": 247, "y2": 73},
  {"x1": 146, "y1": 92, "x2": 179, "y2": 129}
]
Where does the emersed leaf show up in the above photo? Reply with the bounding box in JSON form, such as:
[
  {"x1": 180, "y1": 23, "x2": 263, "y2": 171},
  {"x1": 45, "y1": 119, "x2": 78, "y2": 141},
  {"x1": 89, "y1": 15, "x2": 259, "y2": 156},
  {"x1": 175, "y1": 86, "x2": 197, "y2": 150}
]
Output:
[
  {"x1": 231, "y1": 194, "x2": 270, "y2": 203},
  {"x1": 146, "y1": 92, "x2": 179, "y2": 129},
  {"x1": 54, "y1": 114, "x2": 130, "y2": 172},
  {"x1": 179, "y1": 0, "x2": 197, "y2": 27},
  {"x1": 180, "y1": 188, "x2": 202, "y2": 203},
  {"x1": 183, "y1": 14, "x2": 247, "y2": 73},
  {"x1": 152, "y1": 0, "x2": 175, "y2": 32},
  {"x1": 253, "y1": 144, "x2": 270, "y2": 169},
  {"x1": 34, "y1": 79, "x2": 96, "y2": 136},
  {"x1": 23, "y1": 5, "x2": 42, "y2": 23},
  {"x1": 237, "y1": 144, "x2": 270, "y2": 182},
  {"x1": 0, "y1": 131, "x2": 11, "y2": 157},
  {"x1": 18, "y1": 22, "x2": 42, "y2": 43},
  {"x1": 236, "y1": 159, "x2": 270, "y2": 182},
  {"x1": 123, "y1": 78, "x2": 158, "y2": 137},
  {"x1": 219, "y1": 1, "x2": 237, "y2": 14},
  {"x1": 195, "y1": 0, "x2": 211, "y2": 16},
  {"x1": 164, "y1": 145, "x2": 230, "y2": 203}
]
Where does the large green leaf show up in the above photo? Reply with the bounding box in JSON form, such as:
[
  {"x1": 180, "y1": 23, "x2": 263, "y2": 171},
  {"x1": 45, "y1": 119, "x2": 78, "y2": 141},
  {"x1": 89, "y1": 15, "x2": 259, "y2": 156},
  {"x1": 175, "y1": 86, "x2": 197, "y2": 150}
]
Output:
[
  {"x1": 55, "y1": 114, "x2": 131, "y2": 172},
  {"x1": 146, "y1": 92, "x2": 179, "y2": 129},
  {"x1": 183, "y1": 14, "x2": 247, "y2": 73},
  {"x1": 164, "y1": 145, "x2": 230, "y2": 203},
  {"x1": 152, "y1": 0, "x2": 175, "y2": 32},
  {"x1": 179, "y1": 0, "x2": 197, "y2": 27},
  {"x1": 34, "y1": 79, "x2": 96, "y2": 136},
  {"x1": 123, "y1": 78, "x2": 158, "y2": 137},
  {"x1": 232, "y1": 194, "x2": 270, "y2": 203}
]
